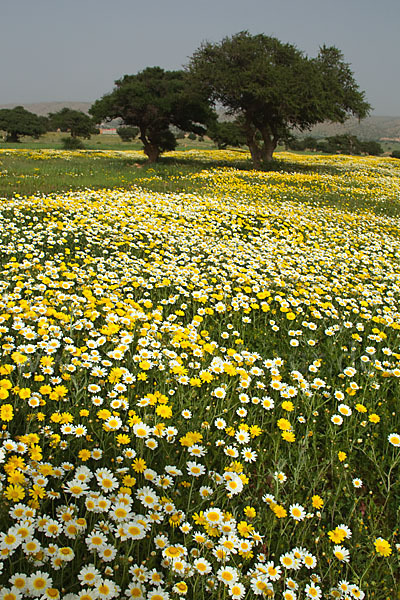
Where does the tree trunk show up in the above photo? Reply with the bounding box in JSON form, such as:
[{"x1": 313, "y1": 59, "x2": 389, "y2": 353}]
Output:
[
  {"x1": 259, "y1": 126, "x2": 278, "y2": 162},
  {"x1": 140, "y1": 128, "x2": 160, "y2": 163},
  {"x1": 247, "y1": 138, "x2": 262, "y2": 169},
  {"x1": 244, "y1": 118, "x2": 262, "y2": 168},
  {"x1": 6, "y1": 132, "x2": 19, "y2": 143},
  {"x1": 261, "y1": 138, "x2": 276, "y2": 162},
  {"x1": 143, "y1": 143, "x2": 160, "y2": 163}
]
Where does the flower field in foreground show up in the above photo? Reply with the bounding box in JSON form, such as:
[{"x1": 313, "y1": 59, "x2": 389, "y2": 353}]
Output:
[{"x1": 0, "y1": 150, "x2": 399, "y2": 599}]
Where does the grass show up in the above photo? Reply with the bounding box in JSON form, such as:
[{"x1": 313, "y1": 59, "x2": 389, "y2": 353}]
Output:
[
  {"x1": 1, "y1": 147, "x2": 399, "y2": 217},
  {"x1": 0, "y1": 148, "x2": 400, "y2": 599},
  {"x1": 0, "y1": 131, "x2": 217, "y2": 151},
  {"x1": 0, "y1": 147, "x2": 255, "y2": 199}
]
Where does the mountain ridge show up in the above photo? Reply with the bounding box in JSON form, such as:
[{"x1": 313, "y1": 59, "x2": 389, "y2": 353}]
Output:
[{"x1": 0, "y1": 101, "x2": 93, "y2": 116}]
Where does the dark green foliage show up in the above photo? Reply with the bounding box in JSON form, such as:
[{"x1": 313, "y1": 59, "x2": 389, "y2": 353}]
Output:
[
  {"x1": 391, "y1": 150, "x2": 400, "y2": 159},
  {"x1": 286, "y1": 138, "x2": 305, "y2": 151},
  {"x1": 303, "y1": 136, "x2": 319, "y2": 151},
  {"x1": 90, "y1": 67, "x2": 216, "y2": 162},
  {"x1": 116, "y1": 126, "x2": 139, "y2": 141},
  {"x1": 359, "y1": 140, "x2": 383, "y2": 155},
  {"x1": 61, "y1": 136, "x2": 85, "y2": 150},
  {"x1": 288, "y1": 135, "x2": 383, "y2": 156},
  {"x1": 326, "y1": 134, "x2": 362, "y2": 154},
  {"x1": 315, "y1": 140, "x2": 330, "y2": 153},
  {"x1": 287, "y1": 136, "x2": 319, "y2": 152},
  {"x1": 325, "y1": 135, "x2": 383, "y2": 156},
  {"x1": 315, "y1": 46, "x2": 370, "y2": 123},
  {"x1": 207, "y1": 120, "x2": 247, "y2": 149},
  {"x1": 0, "y1": 106, "x2": 48, "y2": 142},
  {"x1": 188, "y1": 32, "x2": 370, "y2": 166},
  {"x1": 49, "y1": 108, "x2": 97, "y2": 139},
  {"x1": 187, "y1": 132, "x2": 197, "y2": 140}
]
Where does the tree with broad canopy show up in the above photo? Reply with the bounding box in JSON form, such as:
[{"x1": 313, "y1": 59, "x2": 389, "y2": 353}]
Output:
[
  {"x1": 90, "y1": 67, "x2": 216, "y2": 162},
  {"x1": 0, "y1": 106, "x2": 48, "y2": 142},
  {"x1": 187, "y1": 32, "x2": 371, "y2": 167},
  {"x1": 48, "y1": 108, "x2": 98, "y2": 139}
]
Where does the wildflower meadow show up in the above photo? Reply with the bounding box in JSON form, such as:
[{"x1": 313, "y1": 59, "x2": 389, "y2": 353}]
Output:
[{"x1": 0, "y1": 148, "x2": 399, "y2": 600}]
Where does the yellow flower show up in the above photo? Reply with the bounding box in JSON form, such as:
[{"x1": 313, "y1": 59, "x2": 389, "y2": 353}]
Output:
[
  {"x1": 338, "y1": 451, "x2": 347, "y2": 462},
  {"x1": 249, "y1": 425, "x2": 262, "y2": 437},
  {"x1": 0, "y1": 388, "x2": 9, "y2": 400},
  {"x1": 281, "y1": 401, "x2": 294, "y2": 412},
  {"x1": 139, "y1": 360, "x2": 151, "y2": 371},
  {"x1": 4, "y1": 484, "x2": 25, "y2": 502},
  {"x1": 122, "y1": 474, "x2": 136, "y2": 487},
  {"x1": 282, "y1": 431, "x2": 296, "y2": 442},
  {"x1": 156, "y1": 404, "x2": 172, "y2": 419},
  {"x1": 153, "y1": 423, "x2": 166, "y2": 437},
  {"x1": 29, "y1": 484, "x2": 46, "y2": 500},
  {"x1": 368, "y1": 413, "x2": 380, "y2": 423},
  {"x1": 180, "y1": 431, "x2": 203, "y2": 447},
  {"x1": 40, "y1": 356, "x2": 54, "y2": 366},
  {"x1": 277, "y1": 418, "x2": 291, "y2": 431},
  {"x1": 11, "y1": 351, "x2": 28, "y2": 365},
  {"x1": 128, "y1": 413, "x2": 141, "y2": 426},
  {"x1": 244, "y1": 505, "x2": 256, "y2": 518},
  {"x1": 312, "y1": 495, "x2": 324, "y2": 509},
  {"x1": 116, "y1": 434, "x2": 131, "y2": 445},
  {"x1": 0, "y1": 379, "x2": 12, "y2": 390},
  {"x1": 328, "y1": 528, "x2": 346, "y2": 544},
  {"x1": 192, "y1": 511, "x2": 207, "y2": 525},
  {"x1": 8, "y1": 470, "x2": 26, "y2": 485},
  {"x1": 97, "y1": 409, "x2": 111, "y2": 420},
  {"x1": 237, "y1": 520, "x2": 254, "y2": 537},
  {"x1": 0, "y1": 404, "x2": 14, "y2": 421},
  {"x1": 108, "y1": 367, "x2": 123, "y2": 382},
  {"x1": 132, "y1": 458, "x2": 147, "y2": 473},
  {"x1": 374, "y1": 537, "x2": 392, "y2": 557},
  {"x1": 78, "y1": 449, "x2": 91, "y2": 461},
  {"x1": 29, "y1": 445, "x2": 43, "y2": 461},
  {"x1": 272, "y1": 504, "x2": 287, "y2": 518},
  {"x1": 40, "y1": 385, "x2": 52, "y2": 395},
  {"x1": 0, "y1": 365, "x2": 13, "y2": 376}
]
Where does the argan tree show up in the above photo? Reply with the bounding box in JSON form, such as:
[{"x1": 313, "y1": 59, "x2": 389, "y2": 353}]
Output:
[
  {"x1": 188, "y1": 32, "x2": 371, "y2": 166},
  {"x1": 117, "y1": 126, "x2": 139, "y2": 142},
  {"x1": 207, "y1": 119, "x2": 247, "y2": 149},
  {"x1": 48, "y1": 108, "x2": 98, "y2": 139},
  {"x1": 90, "y1": 67, "x2": 215, "y2": 162},
  {"x1": 0, "y1": 106, "x2": 48, "y2": 142}
]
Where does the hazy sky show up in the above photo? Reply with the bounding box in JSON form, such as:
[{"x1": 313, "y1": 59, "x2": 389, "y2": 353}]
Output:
[{"x1": 1, "y1": 0, "x2": 399, "y2": 115}]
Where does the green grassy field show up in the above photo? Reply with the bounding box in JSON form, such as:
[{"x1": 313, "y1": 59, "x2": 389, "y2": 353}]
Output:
[
  {"x1": 0, "y1": 149, "x2": 399, "y2": 599},
  {"x1": 0, "y1": 131, "x2": 216, "y2": 151}
]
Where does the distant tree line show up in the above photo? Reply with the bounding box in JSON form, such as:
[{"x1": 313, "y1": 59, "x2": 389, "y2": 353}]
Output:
[
  {"x1": 2, "y1": 32, "x2": 399, "y2": 165},
  {"x1": 286, "y1": 134, "x2": 384, "y2": 156},
  {"x1": 0, "y1": 106, "x2": 48, "y2": 142},
  {"x1": 0, "y1": 106, "x2": 98, "y2": 148}
]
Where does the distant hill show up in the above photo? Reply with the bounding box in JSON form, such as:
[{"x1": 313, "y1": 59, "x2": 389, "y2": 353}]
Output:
[
  {"x1": 0, "y1": 101, "x2": 93, "y2": 116},
  {"x1": 296, "y1": 116, "x2": 400, "y2": 141},
  {"x1": 219, "y1": 110, "x2": 400, "y2": 141}
]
